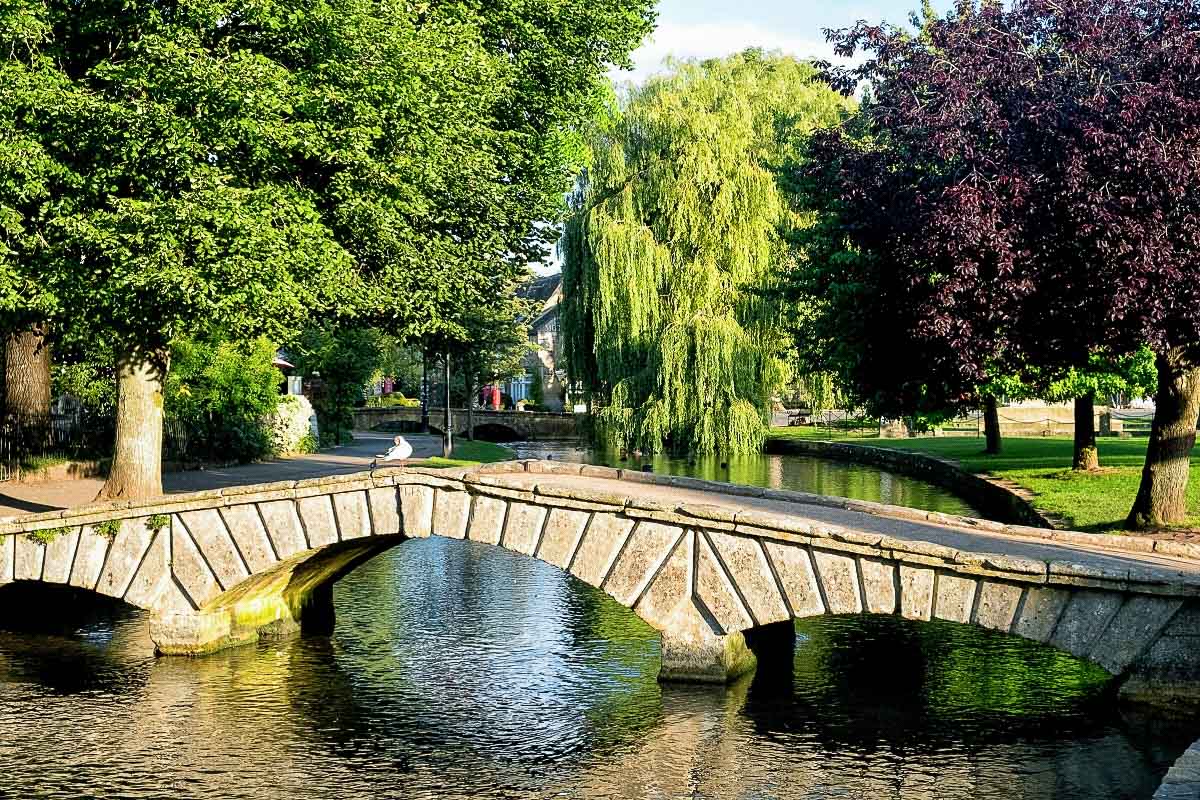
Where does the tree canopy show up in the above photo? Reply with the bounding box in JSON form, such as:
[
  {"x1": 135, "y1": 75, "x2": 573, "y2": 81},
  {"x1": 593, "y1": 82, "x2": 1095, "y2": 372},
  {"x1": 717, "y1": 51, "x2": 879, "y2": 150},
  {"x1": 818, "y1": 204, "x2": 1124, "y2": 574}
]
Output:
[
  {"x1": 0, "y1": 0, "x2": 654, "y2": 497},
  {"x1": 562, "y1": 50, "x2": 852, "y2": 455},
  {"x1": 791, "y1": 0, "x2": 1200, "y2": 526}
]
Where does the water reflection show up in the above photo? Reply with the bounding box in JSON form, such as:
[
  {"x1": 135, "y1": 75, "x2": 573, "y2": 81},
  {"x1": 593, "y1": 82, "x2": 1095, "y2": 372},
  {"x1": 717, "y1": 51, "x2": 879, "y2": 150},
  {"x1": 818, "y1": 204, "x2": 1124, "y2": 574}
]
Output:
[
  {"x1": 0, "y1": 538, "x2": 1194, "y2": 799},
  {"x1": 507, "y1": 440, "x2": 979, "y2": 517}
]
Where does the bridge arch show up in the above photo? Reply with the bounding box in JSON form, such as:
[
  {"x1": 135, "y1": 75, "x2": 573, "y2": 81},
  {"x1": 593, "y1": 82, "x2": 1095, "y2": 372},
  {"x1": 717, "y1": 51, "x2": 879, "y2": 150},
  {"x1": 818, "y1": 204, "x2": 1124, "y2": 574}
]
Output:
[{"x1": 1, "y1": 461, "x2": 1198, "y2": 704}]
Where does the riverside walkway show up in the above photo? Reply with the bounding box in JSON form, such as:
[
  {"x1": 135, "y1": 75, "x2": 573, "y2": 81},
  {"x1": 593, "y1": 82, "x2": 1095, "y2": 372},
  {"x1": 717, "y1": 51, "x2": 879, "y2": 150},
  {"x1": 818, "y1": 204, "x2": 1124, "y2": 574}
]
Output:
[{"x1": 1, "y1": 459, "x2": 1199, "y2": 707}]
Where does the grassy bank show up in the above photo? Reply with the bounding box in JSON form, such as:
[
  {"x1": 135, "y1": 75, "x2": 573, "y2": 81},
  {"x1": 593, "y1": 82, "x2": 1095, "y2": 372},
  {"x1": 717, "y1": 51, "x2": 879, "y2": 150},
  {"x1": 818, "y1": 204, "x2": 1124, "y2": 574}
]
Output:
[
  {"x1": 768, "y1": 427, "x2": 1200, "y2": 533},
  {"x1": 415, "y1": 440, "x2": 517, "y2": 469}
]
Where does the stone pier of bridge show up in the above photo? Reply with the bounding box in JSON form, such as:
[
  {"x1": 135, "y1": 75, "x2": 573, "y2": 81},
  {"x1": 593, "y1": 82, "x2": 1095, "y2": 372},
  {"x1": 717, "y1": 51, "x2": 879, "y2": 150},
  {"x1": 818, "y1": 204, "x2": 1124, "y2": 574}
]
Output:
[{"x1": 4, "y1": 460, "x2": 1200, "y2": 706}]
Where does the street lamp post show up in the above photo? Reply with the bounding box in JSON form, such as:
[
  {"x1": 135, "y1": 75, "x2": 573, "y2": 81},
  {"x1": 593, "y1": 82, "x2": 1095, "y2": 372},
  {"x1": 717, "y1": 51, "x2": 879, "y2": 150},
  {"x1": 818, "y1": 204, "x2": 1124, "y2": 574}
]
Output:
[{"x1": 442, "y1": 351, "x2": 453, "y2": 458}]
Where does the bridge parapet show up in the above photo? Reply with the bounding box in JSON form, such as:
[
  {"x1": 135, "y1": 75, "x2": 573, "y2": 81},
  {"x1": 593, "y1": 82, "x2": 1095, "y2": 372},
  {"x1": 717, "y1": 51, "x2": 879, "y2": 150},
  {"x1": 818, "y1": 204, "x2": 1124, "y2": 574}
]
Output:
[
  {"x1": 2, "y1": 460, "x2": 1199, "y2": 705},
  {"x1": 351, "y1": 406, "x2": 582, "y2": 440}
]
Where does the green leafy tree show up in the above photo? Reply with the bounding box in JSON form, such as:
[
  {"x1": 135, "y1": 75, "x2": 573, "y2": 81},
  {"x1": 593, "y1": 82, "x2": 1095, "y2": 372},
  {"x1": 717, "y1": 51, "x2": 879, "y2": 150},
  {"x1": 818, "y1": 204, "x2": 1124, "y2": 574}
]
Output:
[
  {"x1": 562, "y1": 51, "x2": 853, "y2": 455},
  {"x1": 2, "y1": 0, "x2": 653, "y2": 499},
  {"x1": 292, "y1": 326, "x2": 385, "y2": 447},
  {"x1": 166, "y1": 336, "x2": 284, "y2": 463}
]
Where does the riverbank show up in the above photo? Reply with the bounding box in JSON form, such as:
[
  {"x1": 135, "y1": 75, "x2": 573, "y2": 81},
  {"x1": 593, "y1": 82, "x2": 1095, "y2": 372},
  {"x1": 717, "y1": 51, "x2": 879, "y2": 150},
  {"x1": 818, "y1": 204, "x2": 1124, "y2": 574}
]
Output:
[
  {"x1": 768, "y1": 428, "x2": 1200, "y2": 534},
  {"x1": 0, "y1": 433, "x2": 512, "y2": 520}
]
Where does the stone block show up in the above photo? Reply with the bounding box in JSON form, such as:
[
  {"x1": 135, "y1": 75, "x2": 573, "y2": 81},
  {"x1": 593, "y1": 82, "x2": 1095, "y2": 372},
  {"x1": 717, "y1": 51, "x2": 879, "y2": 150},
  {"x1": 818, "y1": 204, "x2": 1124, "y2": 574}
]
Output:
[
  {"x1": 812, "y1": 550, "x2": 862, "y2": 615},
  {"x1": 859, "y1": 558, "x2": 897, "y2": 615},
  {"x1": 580, "y1": 465, "x2": 621, "y2": 480},
  {"x1": 432, "y1": 490, "x2": 471, "y2": 540},
  {"x1": 124, "y1": 530, "x2": 172, "y2": 609},
  {"x1": 1050, "y1": 590, "x2": 1125, "y2": 659},
  {"x1": 171, "y1": 525, "x2": 222, "y2": 608},
  {"x1": 0, "y1": 535, "x2": 13, "y2": 584},
  {"x1": 659, "y1": 601, "x2": 756, "y2": 683},
  {"x1": 899, "y1": 566, "x2": 935, "y2": 621},
  {"x1": 707, "y1": 530, "x2": 789, "y2": 625},
  {"x1": 635, "y1": 531, "x2": 693, "y2": 629},
  {"x1": 258, "y1": 500, "x2": 308, "y2": 559},
  {"x1": 297, "y1": 495, "x2": 338, "y2": 547},
  {"x1": 536, "y1": 508, "x2": 591, "y2": 569},
  {"x1": 221, "y1": 505, "x2": 278, "y2": 573},
  {"x1": 366, "y1": 488, "x2": 401, "y2": 537},
  {"x1": 178, "y1": 509, "x2": 250, "y2": 589},
  {"x1": 570, "y1": 513, "x2": 635, "y2": 587},
  {"x1": 39, "y1": 529, "x2": 79, "y2": 585},
  {"x1": 1090, "y1": 596, "x2": 1183, "y2": 675},
  {"x1": 604, "y1": 521, "x2": 683, "y2": 607},
  {"x1": 95, "y1": 520, "x2": 153, "y2": 599},
  {"x1": 1012, "y1": 586, "x2": 1071, "y2": 643},
  {"x1": 398, "y1": 485, "x2": 434, "y2": 538},
  {"x1": 69, "y1": 527, "x2": 110, "y2": 591},
  {"x1": 974, "y1": 581, "x2": 1023, "y2": 632},
  {"x1": 467, "y1": 496, "x2": 507, "y2": 545},
  {"x1": 934, "y1": 573, "x2": 977, "y2": 624},
  {"x1": 14, "y1": 535, "x2": 44, "y2": 581},
  {"x1": 694, "y1": 533, "x2": 753, "y2": 633},
  {"x1": 331, "y1": 491, "x2": 370, "y2": 540},
  {"x1": 762, "y1": 541, "x2": 824, "y2": 617},
  {"x1": 501, "y1": 502, "x2": 547, "y2": 556}
]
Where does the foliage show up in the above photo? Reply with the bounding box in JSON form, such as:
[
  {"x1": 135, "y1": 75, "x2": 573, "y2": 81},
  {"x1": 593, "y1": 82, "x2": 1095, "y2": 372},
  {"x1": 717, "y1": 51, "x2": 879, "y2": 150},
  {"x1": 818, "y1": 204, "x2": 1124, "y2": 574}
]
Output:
[
  {"x1": 165, "y1": 336, "x2": 283, "y2": 462},
  {"x1": 291, "y1": 325, "x2": 384, "y2": 446},
  {"x1": 94, "y1": 519, "x2": 121, "y2": 541},
  {"x1": 52, "y1": 348, "x2": 116, "y2": 415},
  {"x1": 145, "y1": 514, "x2": 170, "y2": 534},
  {"x1": 25, "y1": 526, "x2": 70, "y2": 546},
  {"x1": 528, "y1": 365, "x2": 546, "y2": 407},
  {"x1": 265, "y1": 394, "x2": 318, "y2": 455},
  {"x1": 790, "y1": 0, "x2": 1200, "y2": 411},
  {"x1": 0, "y1": 0, "x2": 653, "y2": 495},
  {"x1": 562, "y1": 51, "x2": 853, "y2": 455}
]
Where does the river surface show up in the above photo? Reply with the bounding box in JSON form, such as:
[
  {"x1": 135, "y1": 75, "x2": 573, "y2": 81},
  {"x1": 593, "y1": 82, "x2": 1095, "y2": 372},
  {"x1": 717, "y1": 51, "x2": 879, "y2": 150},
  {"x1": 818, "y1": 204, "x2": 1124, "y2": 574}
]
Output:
[
  {"x1": 506, "y1": 439, "x2": 979, "y2": 517},
  {"x1": 0, "y1": 447, "x2": 1196, "y2": 799}
]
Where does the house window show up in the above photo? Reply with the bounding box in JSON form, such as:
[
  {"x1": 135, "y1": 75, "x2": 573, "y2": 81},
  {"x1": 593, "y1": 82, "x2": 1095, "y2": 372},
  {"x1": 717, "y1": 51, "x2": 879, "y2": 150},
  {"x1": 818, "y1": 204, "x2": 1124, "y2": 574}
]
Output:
[{"x1": 507, "y1": 374, "x2": 532, "y2": 402}]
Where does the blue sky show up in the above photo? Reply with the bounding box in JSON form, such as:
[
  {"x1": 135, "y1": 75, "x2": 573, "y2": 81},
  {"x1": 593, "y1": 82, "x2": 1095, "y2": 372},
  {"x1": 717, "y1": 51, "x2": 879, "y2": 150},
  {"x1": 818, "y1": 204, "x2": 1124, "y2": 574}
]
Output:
[{"x1": 617, "y1": 0, "x2": 956, "y2": 83}]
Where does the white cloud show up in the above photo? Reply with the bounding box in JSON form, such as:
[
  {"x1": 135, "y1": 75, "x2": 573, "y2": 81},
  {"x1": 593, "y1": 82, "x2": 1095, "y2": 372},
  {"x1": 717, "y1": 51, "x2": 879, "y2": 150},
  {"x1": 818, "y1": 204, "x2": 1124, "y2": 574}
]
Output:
[{"x1": 612, "y1": 20, "x2": 838, "y2": 86}]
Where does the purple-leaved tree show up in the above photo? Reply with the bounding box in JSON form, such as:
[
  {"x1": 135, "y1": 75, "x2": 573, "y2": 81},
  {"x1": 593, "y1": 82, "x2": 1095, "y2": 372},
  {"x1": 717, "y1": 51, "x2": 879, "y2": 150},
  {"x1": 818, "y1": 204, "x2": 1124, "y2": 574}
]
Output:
[{"x1": 802, "y1": 0, "x2": 1200, "y2": 528}]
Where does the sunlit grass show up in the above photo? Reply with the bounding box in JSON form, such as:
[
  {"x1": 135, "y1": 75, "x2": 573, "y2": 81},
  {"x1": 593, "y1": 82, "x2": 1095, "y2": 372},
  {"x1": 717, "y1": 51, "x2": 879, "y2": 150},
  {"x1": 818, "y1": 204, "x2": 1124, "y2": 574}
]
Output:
[{"x1": 768, "y1": 429, "x2": 1200, "y2": 532}]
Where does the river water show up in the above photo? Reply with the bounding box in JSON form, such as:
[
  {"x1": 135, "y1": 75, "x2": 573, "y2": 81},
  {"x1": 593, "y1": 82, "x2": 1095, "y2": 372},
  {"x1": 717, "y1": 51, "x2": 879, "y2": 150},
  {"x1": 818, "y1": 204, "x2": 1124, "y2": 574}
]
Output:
[{"x1": 0, "y1": 446, "x2": 1195, "y2": 799}]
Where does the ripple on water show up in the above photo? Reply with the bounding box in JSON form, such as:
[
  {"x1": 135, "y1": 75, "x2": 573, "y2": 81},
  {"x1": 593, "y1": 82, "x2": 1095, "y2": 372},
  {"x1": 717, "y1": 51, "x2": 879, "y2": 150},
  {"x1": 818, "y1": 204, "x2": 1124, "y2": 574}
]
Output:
[{"x1": 0, "y1": 537, "x2": 1195, "y2": 799}]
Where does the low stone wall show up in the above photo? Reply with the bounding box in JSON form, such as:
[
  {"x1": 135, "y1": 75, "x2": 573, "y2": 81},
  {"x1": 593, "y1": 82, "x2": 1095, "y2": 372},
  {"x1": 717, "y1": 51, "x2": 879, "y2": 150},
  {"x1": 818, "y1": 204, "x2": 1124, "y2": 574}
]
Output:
[{"x1": 764, "y1": 437, "x2": 1054, "y2": 529}]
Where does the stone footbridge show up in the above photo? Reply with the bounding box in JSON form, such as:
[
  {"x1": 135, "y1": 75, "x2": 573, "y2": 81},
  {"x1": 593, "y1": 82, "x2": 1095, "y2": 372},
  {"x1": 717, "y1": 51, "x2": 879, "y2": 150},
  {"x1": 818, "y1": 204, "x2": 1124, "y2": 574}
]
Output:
[
  {"x1": 2, "y1": 461, "x2": 1200, "y2": 705},
  {"x1": 352, "y1": 406, "x2": 580, "y2": 440}
]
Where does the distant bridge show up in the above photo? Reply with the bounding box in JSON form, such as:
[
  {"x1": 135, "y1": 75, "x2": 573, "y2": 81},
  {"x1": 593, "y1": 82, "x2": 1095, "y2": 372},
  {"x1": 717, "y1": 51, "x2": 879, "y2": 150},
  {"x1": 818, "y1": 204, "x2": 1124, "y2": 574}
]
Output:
[
  {"x1": 352, "y1": 406, "x2": 581, "y2": 440},
  {"x1": 2, "y1": 461, "x2": 1200, "y2": 705}
]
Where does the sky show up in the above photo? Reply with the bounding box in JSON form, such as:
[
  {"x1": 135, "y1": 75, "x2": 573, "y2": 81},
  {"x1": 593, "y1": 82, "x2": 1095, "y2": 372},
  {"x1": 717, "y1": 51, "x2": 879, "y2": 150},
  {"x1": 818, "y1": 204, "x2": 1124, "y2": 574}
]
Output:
[{"x1": 615, "y1": 0, "x2": 956, "y2": 85}]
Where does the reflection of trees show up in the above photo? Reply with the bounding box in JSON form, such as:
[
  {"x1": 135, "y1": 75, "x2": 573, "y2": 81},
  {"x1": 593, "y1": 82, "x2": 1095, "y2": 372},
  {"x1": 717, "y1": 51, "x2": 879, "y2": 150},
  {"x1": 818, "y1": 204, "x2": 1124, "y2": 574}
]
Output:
[
  {"x1": 0, "y1": 583, "x2": 150, "y2": 695},
  {"x1": 2, "y1": 551, "x2": 1196, "y2": 799}
]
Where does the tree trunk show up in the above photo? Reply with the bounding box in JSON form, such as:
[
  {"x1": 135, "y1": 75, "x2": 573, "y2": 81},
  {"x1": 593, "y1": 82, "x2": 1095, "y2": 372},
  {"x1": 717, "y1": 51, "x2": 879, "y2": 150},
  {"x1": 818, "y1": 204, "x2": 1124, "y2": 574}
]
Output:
[
  {"x1": 5, "y1": 327, "x2": 52, "y2": 420},
  {"x1": 1127, "y1": 349, "x2": 1200, "y2": 530},
  {"x1": 97, "y1": 349, "x2": 169, "y2": 501},
  {"x1": 1072, "y1": 391, "x2": 1099, "y2": 471},
  {"x1": 983, "y1": 394, "x2": 1002, "y2": 455}
]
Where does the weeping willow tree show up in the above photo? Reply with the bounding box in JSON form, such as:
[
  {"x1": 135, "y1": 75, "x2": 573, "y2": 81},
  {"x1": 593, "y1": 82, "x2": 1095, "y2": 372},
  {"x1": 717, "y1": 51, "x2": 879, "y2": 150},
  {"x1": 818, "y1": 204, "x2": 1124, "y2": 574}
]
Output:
[{"x1": 561, "y1": 50, "x2": 852, "y2": 454}]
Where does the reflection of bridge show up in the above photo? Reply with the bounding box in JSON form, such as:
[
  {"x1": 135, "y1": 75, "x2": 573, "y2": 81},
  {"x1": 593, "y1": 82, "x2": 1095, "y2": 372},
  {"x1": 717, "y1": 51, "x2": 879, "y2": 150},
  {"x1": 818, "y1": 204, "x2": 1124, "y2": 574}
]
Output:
[
  {"x1": 3, "y1": 461, "x2": 1200, "y2": 705},
  {"x1": 352, "y1": 406, "x2": 581, "y2": 440}
]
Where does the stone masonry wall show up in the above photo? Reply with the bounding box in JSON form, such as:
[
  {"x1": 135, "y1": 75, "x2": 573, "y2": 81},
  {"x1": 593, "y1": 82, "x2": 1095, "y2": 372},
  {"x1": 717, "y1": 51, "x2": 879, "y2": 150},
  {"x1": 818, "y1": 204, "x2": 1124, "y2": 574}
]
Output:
[{"x1": 1, "y1": 461, "x2": 1199, "y2": 695}]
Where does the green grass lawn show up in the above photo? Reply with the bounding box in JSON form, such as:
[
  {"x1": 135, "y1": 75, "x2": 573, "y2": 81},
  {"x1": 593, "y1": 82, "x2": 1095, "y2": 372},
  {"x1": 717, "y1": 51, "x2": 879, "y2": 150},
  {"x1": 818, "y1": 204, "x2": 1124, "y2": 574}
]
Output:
[
  {"x1": 768, "y1": 427, "x2": 1200, "y2": 532},
  {"x1": 414, "y1": 439, "x2": 516, "y2": 469}
]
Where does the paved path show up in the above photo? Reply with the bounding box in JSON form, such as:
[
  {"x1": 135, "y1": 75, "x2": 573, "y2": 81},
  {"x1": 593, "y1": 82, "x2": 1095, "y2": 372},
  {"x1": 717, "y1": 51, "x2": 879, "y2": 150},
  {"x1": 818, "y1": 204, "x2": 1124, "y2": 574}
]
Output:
[
  {"x1": 494, "y1": 471, "x2": 1200, "y2": 579},
  {"x1": 0, "y1": 432, "x2": 443, "y2": 520}
]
